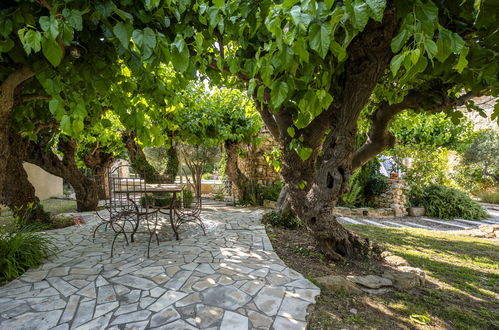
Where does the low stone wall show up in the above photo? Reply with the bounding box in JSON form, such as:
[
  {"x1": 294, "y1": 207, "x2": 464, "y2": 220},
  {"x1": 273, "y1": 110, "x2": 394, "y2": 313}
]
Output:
[{"x1": 334, "y1": 179, "x2": 409, "y2": 218}]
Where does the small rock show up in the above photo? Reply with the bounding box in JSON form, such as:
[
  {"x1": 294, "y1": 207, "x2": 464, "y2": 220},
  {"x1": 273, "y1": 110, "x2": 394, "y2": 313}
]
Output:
[
  {"x1": 346, "y1": 275, "x2": 392, "y2": 289},
  {"x1": 315, "y1": 275, "x2": 362, "y2": 295},
  {"x1": 407, "y1": 207, "x2": 426, "y2": 217},
  {"x1": 361, "y1": 287, "x2": 393, "y2": 295},
  {"x1": 479, "y1": 224, "x2": 499, "y2": 234},
  {"x1": 382, "y1": 266, "x2": 425, "y2": 290},
  {"x1": 349, "y1": 308, "x2": 357, "y2": 314},
  {"x1": 384, "y1": 255, "x2": 409, "y2": 267}
]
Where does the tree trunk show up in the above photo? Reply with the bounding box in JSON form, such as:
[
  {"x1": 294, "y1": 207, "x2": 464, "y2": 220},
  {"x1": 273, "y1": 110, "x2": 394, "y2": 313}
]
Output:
[
  {"x1": 25, "y1": 138, "x2": 100, "y2": 212},
  {"x1": 276, "y1": 184, "x2": 293, "y2": 216},
  {"x1": 1, "y1": 131, "x2": 50, "y2": 224},
  {"x1": 122, "y1": 131, "x2": 165, "y2": 183},
  {"x1": 82, "y1": 147, "x2": 114, "y2": 199},
  {"x1": 0, "y1": 66, "x2": 35, "y2": 202},
  {"x1": 165, "y1": 144, "x2": 179, "y2": 183},
  {"x1": 224, "y1": 140, "x2": 251, "y2": 201}
]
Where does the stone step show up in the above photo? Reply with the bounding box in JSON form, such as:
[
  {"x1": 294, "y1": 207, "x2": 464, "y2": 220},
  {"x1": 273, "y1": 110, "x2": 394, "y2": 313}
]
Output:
[
  {"x1": 383, "y1": 221, "x2": 405, "y2": 228},
  {"x1": 403, "y1": 222, "x2": 436, "y2": 230},
  {"x1": 362, "y1": 219, "x2": 388, "y2": 227},
  {"x1": 338, "y1": 217, "x2": 363, "y2": 225}
]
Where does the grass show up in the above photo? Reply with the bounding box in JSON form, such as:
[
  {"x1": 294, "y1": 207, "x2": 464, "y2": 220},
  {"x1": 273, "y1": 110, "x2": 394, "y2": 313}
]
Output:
[
  {"x1": 0, "y1": 198, "x2": 77, "y2": 229},
  {"x1": 345, "y1": 225, "x2": 499, "y2": 329}
]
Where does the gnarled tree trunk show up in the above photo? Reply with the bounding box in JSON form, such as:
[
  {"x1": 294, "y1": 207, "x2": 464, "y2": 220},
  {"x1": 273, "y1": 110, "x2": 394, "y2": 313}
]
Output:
[
  {"x1": 26, "y1": 138, "x2": 100, "y2": 212},
  {"x1": 224, "y1": 140, "x2": 252, "y2": 201},
  {"x1": 122, "y1": 131, "x2": 165, "y2": 183},
  {"x1": 0, "y1": 66, "x2": 35, "y2": 202},
  {"x1": 256, "y1": 11, "x2": 399, "y2": 261},
  {"x1": 82, "y1": 147, "x2": 114, "y2": 199},
  {"x1": 1, "y1": 131, "x2": 50, "y2": 224}
]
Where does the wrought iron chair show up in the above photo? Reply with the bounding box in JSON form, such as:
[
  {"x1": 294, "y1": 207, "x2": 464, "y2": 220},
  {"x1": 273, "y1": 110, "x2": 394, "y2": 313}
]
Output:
[
  {"x1": 174, "y1": 177, "x2": 206, "y2": 239},
  {"x1": 93, "y1": 164, "x2": 159, "y2": 257}
]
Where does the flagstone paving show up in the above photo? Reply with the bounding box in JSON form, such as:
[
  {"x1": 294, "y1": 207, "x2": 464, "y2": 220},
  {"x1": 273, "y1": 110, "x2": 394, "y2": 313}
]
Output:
[{"x1": 0, "y1": 202, "x2": 320, "y2": 330}]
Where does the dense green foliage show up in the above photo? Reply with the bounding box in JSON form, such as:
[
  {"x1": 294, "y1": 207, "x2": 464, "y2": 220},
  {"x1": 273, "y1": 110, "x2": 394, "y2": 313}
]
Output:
[
  {"x1": 0, "y1": 214, "x2": 56, "y2": 283},
  {"x1": 463, "y1": 130, "x2": 499, "y2": 180},
  {"x1": 410, "y1": 184, "x2": 488, "y2": 220},
  {"x1": 340, "y1": 159, "x2": 386, "y2": 207},
  {"x1": 262, "y1": 210, "x2": 303, "y2": 229},
  {"x1": 259, "y1": 182, "x2": 285, "y2": 202}
]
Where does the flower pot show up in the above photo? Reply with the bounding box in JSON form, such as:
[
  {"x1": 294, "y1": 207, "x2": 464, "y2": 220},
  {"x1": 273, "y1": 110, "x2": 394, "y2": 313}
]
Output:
[{"x1": 390, "y1": 172, "x2": 399, "y2": 180}]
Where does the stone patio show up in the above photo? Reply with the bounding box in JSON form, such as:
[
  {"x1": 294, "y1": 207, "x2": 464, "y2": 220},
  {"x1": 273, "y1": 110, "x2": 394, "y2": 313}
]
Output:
[{"x1": 0, "y1": 201, "x2": 320, "y2": 330}]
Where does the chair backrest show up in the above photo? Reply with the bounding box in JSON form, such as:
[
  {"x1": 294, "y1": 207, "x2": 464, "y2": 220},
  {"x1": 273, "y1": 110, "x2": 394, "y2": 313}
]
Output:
[{"x1": 108, "y1": 164, "x2": 146, "y2": 214}]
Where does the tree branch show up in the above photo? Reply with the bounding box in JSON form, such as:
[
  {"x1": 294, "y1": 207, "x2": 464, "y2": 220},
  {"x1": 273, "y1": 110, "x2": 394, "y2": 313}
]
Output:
[
  {"x1": 351, "y1": 90, "x2": 478, "y2": 170},
  {"x1": 20, "y1": 94, "x2": 51, "y2": 103}
]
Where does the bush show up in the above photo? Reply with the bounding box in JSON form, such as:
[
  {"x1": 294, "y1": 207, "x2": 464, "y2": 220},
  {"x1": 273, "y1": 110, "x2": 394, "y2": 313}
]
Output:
[
  {"x1": 141, "y1": 190, "x2": 194, "y2": 208},
  {"x1": 0, "y1": 215, "x2": 56, "y2": 283},
  {"x1": 410, "y1": 184, "x2": 488, "y2": 220},
  {"x1": 259, "y1": 182, "x2": 284, "y2": 202},
  {"x1": 364, "y1": 176, "x2": 388, "y2": 197},
  {"x1": 262, "y1": 210, "x2": 303, "y2": 229}
]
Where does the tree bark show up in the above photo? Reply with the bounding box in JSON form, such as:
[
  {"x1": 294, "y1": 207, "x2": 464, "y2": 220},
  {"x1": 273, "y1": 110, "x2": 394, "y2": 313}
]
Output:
[
  {"x1": 122, "y1": 131, "x2": 165, "y2": 183},
  {"x1": 1, "y1": 131, "x2": 50, "y2": 224},
  {"x1": 0, "y1": 66, "x2": 35, "y2": 202},
  {"x1": 224, "y1": 140, "x2": 252, "y2": 201},
  {"x1": 165, "y1": 144, "x2": 179, "y2": 183},
  {"x1": 25, "y1": 138, "x2": 100, "y2": 212},
  {"x1": 82, "y1": 147, "x2": 114, "y2": 199}
]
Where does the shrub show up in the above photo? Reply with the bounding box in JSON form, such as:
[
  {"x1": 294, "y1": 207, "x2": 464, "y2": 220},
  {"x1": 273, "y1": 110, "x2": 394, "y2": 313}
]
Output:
[
  {"x1": 410, "y1": 184, "x2": 488, "y2": 220},
  {"x1": 0, "y1": 216, "x2": 56, "y2": 283},
  {"x1": 183, "y1": 189, "x2": 194, "y2": 208},
  {"x1": 262, "y1": 210, "x2": 303, "y2": 229},
  {"x1": 259, "y1": 182, "x2": 284, "y2": 202},
  {"x1": 364, "y1": 176, "x2": 388, "y2": 197}
]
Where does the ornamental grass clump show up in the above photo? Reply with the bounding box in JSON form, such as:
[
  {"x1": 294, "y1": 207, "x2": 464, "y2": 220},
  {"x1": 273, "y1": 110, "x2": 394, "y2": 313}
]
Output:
[
  {"x1": 411, "y1": 184, "x2": 488, "y2": 220},
  {"x1": 0, "y1": 210, "x2": 57, "y2": 283}
]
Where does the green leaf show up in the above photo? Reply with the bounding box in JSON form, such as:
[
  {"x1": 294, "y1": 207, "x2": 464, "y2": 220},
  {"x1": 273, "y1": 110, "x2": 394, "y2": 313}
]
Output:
[
  {"x1": 18, "y1": 29, "x2": 42, "y2": 55},
  {"x1": 145, "y1": 0, "x2": 160, "y2": 10},
  {"x1": 0, "y1": 19, "x2": 13, "y2": 38},
  {"x1": 410, "y1": 48, "x2": 421, "y2": 64},
  {"x1": 49, "y1": 98, "x2": 64, "y2": 118},
  {"x1": 72, "y1": 119, "x2": 84, "y2": 135},
  {"x1": 62, "y1": 9, "x2": 83, "y2": 31},
  {"x1": 39, "y1": 16, "x2": 59, "y2": 40},
  {"x1": 60, "y1": 115, "x2": 71, "y2": 133},
  {"x1": 270, "y1": 81, "x2": 289, "y2": 109},
  {"x1": 424, "y1": 39, "x2": 437, "y2": 59},
  {"x1": 293, "y1": 38, "x2": 309, "y2": 63},
  {"x1": 309, "y1": 22, "x2": 332, "y2": 58},
  {"x1": 213, "y1": 0, "x2": 225, "y2": 10},
  {"x1": 352, "y1": 1, "x2": 370, "y2": 31},
  {"x1": 171, "y1": 46, "x2": 189, "y2": 72},
  {"x1": 455, "y1": 46, "x2": 469, "y2": 73},
  {"x1": 330, "y1": 41, "x2": 347, "y2": 61},
  {"x1": 391, "y1": 29, "x2": 409, "y2": 53},
  {"x1": 287, "y1": 126, "x2": 296, "y2": 138},
  {"x1": 283, "y1": 0, "x2": 300, "y2": 8},
  {"x1": 316, "y1": 89, "x2": 333, "y2": 109},
  {"x1": 420, "y1": 1, "x2": 438, "y2": 23},
  {"x1": 41, "y1": 38, "x2": 63, "y2": 67},
  {"x1": 0, "y1": 38, "x2": 14, "y2": 52},
  {"x1": 366, "y1": 0, "x2": 386, "y2": 22},
  {"x1": 297, "y1": 146, "x2": 313, "y2": 161},
  {"x1": 113, "y1": 22, "x2": 131, "y2": 48},
  {"x1": 390, "y1": 52, "x2": 406, "y2": 76},
  {"x1": 132, "y1": 28, "x2": 156, "y2": 49}
]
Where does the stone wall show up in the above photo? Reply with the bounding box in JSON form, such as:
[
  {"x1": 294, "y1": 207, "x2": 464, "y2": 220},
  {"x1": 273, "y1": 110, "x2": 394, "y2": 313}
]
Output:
[
  {"x1": 333, "y1": 179, "x2": 409, "y2": 218},
  {"x1": 238, "y1": 134, "x2": 281, "y2": 186},
  {"x1": 371, "y1": 179, "x2": 409, "y2": 216}
]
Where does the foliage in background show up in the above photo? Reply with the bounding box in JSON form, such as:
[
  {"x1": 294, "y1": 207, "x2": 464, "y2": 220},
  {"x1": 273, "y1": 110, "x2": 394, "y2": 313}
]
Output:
[
  {"x1": 462, "y1": 129, "x2": 499, "y2": 185},
  {"x1": 410, "y1": 184, "x2": 488, "y2": 220},
  {"x1": 475, "y1": 191, "x2": 499, "y2": 204},
  {"x1": 0, "y1": 209, "x2": 56, "y2": 283},
  {"x1": 262, "y1": 210, "x2": 303, "y2": 230},
  {"x1": 339, "y1": 158, "x2": 386, "y2": 207},
  {"x1": 259, "y1": 182, "x2": 284, "y2": 202}
]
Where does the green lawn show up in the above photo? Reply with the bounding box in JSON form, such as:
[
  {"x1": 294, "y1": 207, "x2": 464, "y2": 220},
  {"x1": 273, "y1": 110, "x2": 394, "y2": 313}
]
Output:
[
  {"x1": 348, "y1": 225, "x2": 499, "y2": 329},
  {"x1": 0, "y1": 199, "x2": 77, "y2": 228}
]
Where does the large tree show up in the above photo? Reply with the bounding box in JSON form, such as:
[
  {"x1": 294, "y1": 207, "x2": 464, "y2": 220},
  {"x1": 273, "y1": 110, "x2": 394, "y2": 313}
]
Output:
[{"x1": 179, "y1": 0, "x2": 498, "y2": 260}]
